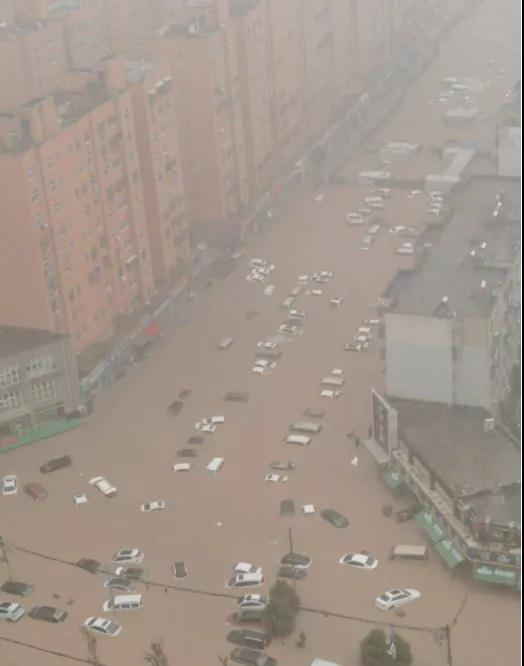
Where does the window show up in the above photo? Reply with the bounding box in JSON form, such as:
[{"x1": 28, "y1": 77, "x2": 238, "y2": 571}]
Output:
[
  {"x1": 0, "y1": 389, "x2": 23, "y2": 414},
  {"x1": 0, "y1": 365, "x2": 22, "y2": 388},
  {"x1": 26, "y1": 354, "x2": 57, "y2": 379},
  {"x1": 31, "y1": 380, "x2": 58, "y2": 403}
]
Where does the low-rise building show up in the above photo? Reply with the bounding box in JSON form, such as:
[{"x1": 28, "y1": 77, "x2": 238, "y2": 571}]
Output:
[{"x1": 0, "y1": 325, "x2": 81, "y2": 435}]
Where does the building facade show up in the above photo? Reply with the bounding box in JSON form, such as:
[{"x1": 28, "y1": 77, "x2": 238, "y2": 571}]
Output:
[{"x1": 0, "y1": 325, "x2": 82, "y2": 434}]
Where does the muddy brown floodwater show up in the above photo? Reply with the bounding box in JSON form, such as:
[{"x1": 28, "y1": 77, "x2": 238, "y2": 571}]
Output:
[{"x1": 0, "y1": 1, "x2": 520, "y2": 665}]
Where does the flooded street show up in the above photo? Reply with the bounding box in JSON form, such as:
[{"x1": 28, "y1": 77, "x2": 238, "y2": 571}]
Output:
[{"x1": 1, "y1": 1, "x2": 520, "y2": 665}]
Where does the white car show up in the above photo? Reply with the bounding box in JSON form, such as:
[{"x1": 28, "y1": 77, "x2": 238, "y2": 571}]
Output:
[
  {"x1": 353, "y1": 335, "x2": 370, "y2": 344},
  {"x1": 319, "y1": 271, "x2": 333, "y2": 278},
  {"x1": 263, "y1": 284, "x2": 275, "y2": 296},
  {"x1": 257, "y1": 341, "x2": 277, "y2": 350},
  {"x1": 89, "y1": 476, "x2": 117, "y2": 497},
  {"x1": 227, "y1": 572, "x2": 264, "y2": 588},
  {"x1": 264, "y1": 473, "x2": 282, "y2": 483},
  {"x1": 254, "y1": 359, "x2": 275, "y2": 369},
  {"x1": 314, "y1": 275, "x2": 329, "y2": 284},
  {"x1": 330, "y1": 297, "x2": 343, "y2": 307},
  {"x1": 389, "y1": 225, "x2": 406, "y2": 234},
  {"x1": 396, "y1": 243, "x2": 414, "y2": 256},
  {"x1": 194, "y1": 421, "x2": 216, "y2": 433},
  {"x1": 250, "y1": 259, "x2": 268, "y2": 269},
  {"x1": 358, "y1": 207, "x2": 372, "y2": 217},
  {"x1": 247, "y1": 272, "x2": 264, "y2": 283},
  {"x1": 209, "y1": 415, "x2": 225, "y2": 425},
  {"x1": 0, "y1": 602, "x2": 25, "y2": 622},
  {"x1": 173, "y1": 463, "x2": 192, "y2": 473},
  {"x1": 237, "y1": 594, "x2": 268, "y2": 608},
  {"x1": 339, "y1": 553, "x2": 378, "y2": 569},
  {"x1": 364, "y1": 318, "x2": 380, "y2": 326},
  {"x1": 73, "y1": 492, "x2": 89, "y2": 506},
  {"x1": 344, "y1": 342, "x2": 368, "y2": 352},
  {"x1": 330, "y1": 368, "x2": 344, "y2": 377},
  {"x1": 140, "y1": 501, "x2": 166, "y2": 512},
  {"x1": 406, "y1": 190, "x2": 421, "y2": 198},
  {"x1": 375, "y1": 588, "x2": 421, "y2": 610},
  {"x1": 1, "y1": 475, "x2": 18, "y2": 496},
  {"x1": 233, "y1": 562, "x2": 262, "y2": 575},
  {"x1": 346, "y1": 212, "x2": 364, "y2": 224},
  {"x1": 298, "y1": 274, "x2": 309, "y2": 283},
  {"x1": 254, "y1": 265, "x2": 273, "y2": 276},
  {"x1": 84, "y1": 617, "x2": 122, "y2": 637},
  {"x1": 111, "y1": 549, "x2": 144, "y2": 564},
  {"x1": 251, "y1": 365, "x2": 272, "y2": 375},
  {"x1": 288, "y1": 309, "x2": 306, "y2": 319},
  {"x1": 279, "y1": 324, "x2": 301, "y2": 335},
  {"x1": 311, "y1": 289, "x2": 323, "y2": 296},
  {"x1": 320, "y1": 389, "x2": 341, "y2": 399}
]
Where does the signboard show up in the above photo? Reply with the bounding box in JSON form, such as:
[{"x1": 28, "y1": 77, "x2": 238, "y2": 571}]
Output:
[{"x1": 371, "y1": 389, "x2": 398, "y2": 455}]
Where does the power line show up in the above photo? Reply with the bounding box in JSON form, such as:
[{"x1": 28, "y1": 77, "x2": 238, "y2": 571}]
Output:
[{"x1": 0, "y1": 635, "x2": 110, "y2": 666}]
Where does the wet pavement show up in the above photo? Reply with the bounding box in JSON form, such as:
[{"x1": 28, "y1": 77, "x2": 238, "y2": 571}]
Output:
[{"x1": 0, "y1": 1, "x2": 520, "y2": 665}]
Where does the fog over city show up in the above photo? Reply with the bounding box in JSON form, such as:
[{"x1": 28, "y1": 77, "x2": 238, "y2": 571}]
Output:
[{"x1": 0, "y1": 1, "x2": 521, "y2": 665}]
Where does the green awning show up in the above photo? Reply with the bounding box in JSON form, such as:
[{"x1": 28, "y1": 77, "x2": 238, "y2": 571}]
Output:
[
  {"x1": 416, "y1": 509, "x2": 446, "y2": 543},
  {"x1": 435, "y1": 538, "x2": 465, "y2": 568},
  {"x1": 382, "y1": 467, "x2": 402, "y2": 491},
  {"x1": 474, "y1": 564, "x2": 519, "y2": 587}
]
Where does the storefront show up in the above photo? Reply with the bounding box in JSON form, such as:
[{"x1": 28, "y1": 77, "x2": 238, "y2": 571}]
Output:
[
  {"x1": 416, "y1": 509, "x2": 447, "y2": 543},
  {"x1": 435, "y1": 538, "x2": 466, "y2": 569},
  {"x1": 473, "y1": 564, "x2": 520, "y2": 588}
]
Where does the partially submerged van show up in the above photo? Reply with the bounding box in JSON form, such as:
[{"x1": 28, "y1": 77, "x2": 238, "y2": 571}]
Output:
[
  {"x1": 320, "y1": 376, "x2": 345, "y2": 387},
  {"x1": 206, "y1": 457, "x2": 225, "y2": 474},
  {"x1": 102, "y1": 594, "x2": 143, "y2": 612},
  {"x1": 286, "y1": 434, "x2": 311, "y2": 446},
  {"x1": 388, "y1": 545, "x2": 428, "y2": 561},
  {"x1": 289, "y1": 421, "x2": 322, "y2": 434}
]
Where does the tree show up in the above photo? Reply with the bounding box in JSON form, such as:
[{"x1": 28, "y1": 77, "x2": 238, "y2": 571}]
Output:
[
  {"x1": 360, "y1": 629, "x2": 413, "y2": 666},
  {"x1": 144, "y1": 639, "x2": 169, "y2": 666},
  {"x1": 263, "y1": 580, "x2": 300, "y2": 638}
]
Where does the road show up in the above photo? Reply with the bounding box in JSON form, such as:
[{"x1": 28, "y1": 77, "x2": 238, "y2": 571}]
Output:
[{"x1": 0, "y1": 1, "x2": 520, "y2": 665}]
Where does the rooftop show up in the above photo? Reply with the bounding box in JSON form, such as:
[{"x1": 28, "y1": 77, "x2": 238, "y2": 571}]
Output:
[
  {"x1": 391, "y1": 397, "x2": 521, "y2": 523},
  {"x1": 0, "y1": 326, "x2": 66, "y2": 361},
  {"x1": 388, "y1": 177, "x2": 521, "y2": 318}
]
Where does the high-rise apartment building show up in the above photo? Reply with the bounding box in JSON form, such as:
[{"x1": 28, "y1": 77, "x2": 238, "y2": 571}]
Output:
[
  {"x1": 0, "y1": 56, "x2": 155, "y2": 351},
  {"x1": 127, "y1": 61, "x2": 190, "y2": 284},
  {"x1": 150, "y1": 0, "x2": 249, "y2": 239}
]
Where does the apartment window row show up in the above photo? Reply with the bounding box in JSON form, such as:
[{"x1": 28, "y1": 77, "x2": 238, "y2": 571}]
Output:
[
  {"x1": 26, "y1": 354, "x2": 57, "y2": 379},
  {"x1": 31, "y1": 380, "x2": 58, "y2": 403},
  {"x1": 0, "y1": 389, "x2": 23, "y2": 414},
  {"x1": 0, "y1": 366, "x2": 22, "y2": 388}
]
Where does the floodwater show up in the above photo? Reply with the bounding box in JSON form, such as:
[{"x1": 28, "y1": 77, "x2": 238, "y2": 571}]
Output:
[{"x1": 0, "y1": 1, "x2": 520, "y2": 665}]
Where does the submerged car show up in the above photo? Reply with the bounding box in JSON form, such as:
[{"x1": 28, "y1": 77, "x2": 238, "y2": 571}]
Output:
[
  {"x1": 279, "y1": 553, "x2": 311, "y2": 569},
  {"x1": 140, "y1": 501, "x2": 166, "y2": 512},
  {"x1": 270, "y1": 461, "x2": 295, "y2": 471},
  {"x1": 39, "y1": 455, "x2": 72, "y2": 474},
  {"x1": 339, "y1": 553, "x2": 378, "y2": 569},
  {"x1": 84, "y1": 616, "x2": 122, "y2": 637},
  {"x1": 28, "y1": 606, "x2": 67, "y2": 623},
  {"x1": 76, "y1": 559, "x2": 103, "y2": 574},
  {"x1": 111, "y1": 549, "x2": 144, "y2": 565},
  {"x1": 277, "y1": 565, "x2": 306, "y2": 580},
  {"x1": 230, "y1": 647, "x2": 276, "y2": 666},
  {"x1": 320, "y1": 509, "x2": 349, "y2": 528},
  {"x1": 375, "y1": 588, "x2": 420, "y2": 611},
  {"x1": 0, "y1": 581, "x2": 34, "y2": 597}
]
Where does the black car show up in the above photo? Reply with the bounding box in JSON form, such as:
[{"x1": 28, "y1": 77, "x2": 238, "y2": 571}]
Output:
[
  {"x1": 230, "y1": 647, "x2": 276, "y2": 666},
  {"x1": 270, "y1": 461, "x2": 295, "y2": 471},
  {"x1": 303, "y1": 408, "x2": 325, "y2": 418},
  {"x1": 224, "y1": 391, "x2": 250, "y2": 402},
  {"x1": 168, "y1": 400, "x2": 184, "y2": 416},
  {"x1": 188, "y1": 435, "x2": 205, "y2": 445},
  {"x1": 277, "y1": 565, "x2": 307, "y2": 580},
  {"x1": 177, "y1": 448, "x2": 198, "y2": 458},
  {"x1": 28, "y1": 606, "x2": 67, "y2": 623},
  {"x1": 320, "y1": 509, "x2": 349, "y2": 528},
  {"x1": 103, "y1": 578, "x2": 135, "y2": 593},
  {"x1": 227, "y1": 629, "x2": 270, "y2": 650},
  {"x1": 279, "y1": 500, "x2": 295, "y2": 517},
  {"x1": 39, "y1": 455, "x2": 72, "y2": 474},
  {"x1": 172, "y1": 561, "x2": 188, "y2": 579},
  {"x1": 279, "y1": 553, "x2": 311, "y2": 569},
  {"x1": 76, "y1": 559, "x2": 102, "y2": 574},
  {"x1": 0, "y1": 581, "x2": 34, "y2": 597}
]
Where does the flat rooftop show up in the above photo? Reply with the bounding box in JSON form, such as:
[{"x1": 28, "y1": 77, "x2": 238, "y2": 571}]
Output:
[
  {"x1": 0, "y1": 326, "x2": 65, "y2": 360},
  {"x1": 391, "y1": 398, "x2": 521, "y2": 524},
  {"x1": 388, "y1": 177, "x2": 521, "y2": 318}
]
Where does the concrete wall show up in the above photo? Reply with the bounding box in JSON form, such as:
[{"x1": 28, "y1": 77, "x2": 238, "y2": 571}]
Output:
[{"x1": 386, "y1": 313, "x2": 454, "y2": 403}]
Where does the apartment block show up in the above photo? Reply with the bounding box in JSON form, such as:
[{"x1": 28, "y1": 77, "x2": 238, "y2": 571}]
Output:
[
  {"x1": 0, "y1": 56, "x2": 155, "y2": 352},
  {"x1": 150, "y1": 1, "x2": 249, "y2": 238},
  {"x1": 384, "y1": 179, "x2": 521, "y2": 413},
  {"x1": 126, "y1": 61, "x2": 190, "y2": 284}
]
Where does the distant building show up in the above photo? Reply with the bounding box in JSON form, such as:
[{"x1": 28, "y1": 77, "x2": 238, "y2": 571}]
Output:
[
  {"x1": 497, "y1": 126, "x2": 521, "y2": 178},
  {"x1": 384, "y1": 178, "x2": 521, "y2": 413},
  {"x1": 0, "y1": 325, "x2": 81, "y2": 435}
]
